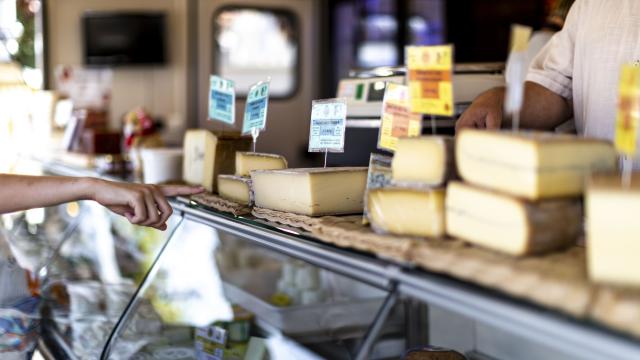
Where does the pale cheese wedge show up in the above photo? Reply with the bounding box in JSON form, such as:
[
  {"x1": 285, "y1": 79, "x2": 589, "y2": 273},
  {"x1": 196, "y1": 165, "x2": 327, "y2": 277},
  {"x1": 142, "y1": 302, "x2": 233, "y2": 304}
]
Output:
[
  {"x1": 251, "y1": 167, "x2": 367, "y2": 216},
  {"x1": 218, "y1": 175, "x2": 253, "y2": 205},
  {"x1": 446, "y1": 181, "x2": 582, "y2": 256},
  {"x1": 456, "y1": 129, "x2": 617, "y2": 199},
  {"x1": 587, "y1": 173, "x2": 640, "y2": 287},
  {"x1": 235, "y1": 152, "x2": 288, "y2": 177},
  {"x1": 392, "y1": 136, "x2": 456, "y2": 186},
  {"x1": 182, "y1": 130, "x2": 251, "y2": 192},
  {"x1": 367, "y1": 187, "x2": 446, "y2": 238}
]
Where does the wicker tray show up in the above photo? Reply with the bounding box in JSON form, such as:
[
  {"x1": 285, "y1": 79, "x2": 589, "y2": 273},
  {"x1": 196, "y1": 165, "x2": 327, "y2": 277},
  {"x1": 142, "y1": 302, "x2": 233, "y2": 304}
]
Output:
[{"x1": 191, "y1": 193, "x2": 251, "y2": 216}]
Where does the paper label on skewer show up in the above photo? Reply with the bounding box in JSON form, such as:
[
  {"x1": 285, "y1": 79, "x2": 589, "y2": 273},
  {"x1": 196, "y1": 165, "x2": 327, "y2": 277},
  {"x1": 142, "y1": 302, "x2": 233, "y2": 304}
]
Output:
[
  {"x1": 378, "y1": 83, "x2": 422, "y2": 152},
  {"x1": 242, "y1": 80, "x2": 270, "y2": 135},
  {"x1": 406, "y1": 45, "x2": 454, "y2": 116},
  {"x1": 308, "y1": 98, "x2": 347, "y2": 152},
  {"x1": 614, "y1": 64, "x2": 640, "y2": 157},
  {"x1": 208, "y1": 75, "x2": 235, "y2": 125}
]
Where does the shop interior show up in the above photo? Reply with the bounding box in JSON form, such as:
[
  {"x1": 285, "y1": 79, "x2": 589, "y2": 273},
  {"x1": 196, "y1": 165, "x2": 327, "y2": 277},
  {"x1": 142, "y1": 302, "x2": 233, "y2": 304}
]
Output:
[{"x1": 1, "y1": 0, "x2": 639, "y2": 359}]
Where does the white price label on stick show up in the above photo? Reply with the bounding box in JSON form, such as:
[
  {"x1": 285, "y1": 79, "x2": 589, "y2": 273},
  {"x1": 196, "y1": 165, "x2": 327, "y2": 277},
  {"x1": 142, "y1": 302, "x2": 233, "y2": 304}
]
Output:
[{"x1": 308, "y1": 98, "x2": 348, "y2": 152}]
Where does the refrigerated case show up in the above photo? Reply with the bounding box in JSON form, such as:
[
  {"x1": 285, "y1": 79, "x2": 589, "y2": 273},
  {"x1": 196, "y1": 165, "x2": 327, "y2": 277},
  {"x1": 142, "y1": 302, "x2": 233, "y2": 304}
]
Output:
[{"x1": 25, "y1": 160, "x2": 640, "y2": 360}]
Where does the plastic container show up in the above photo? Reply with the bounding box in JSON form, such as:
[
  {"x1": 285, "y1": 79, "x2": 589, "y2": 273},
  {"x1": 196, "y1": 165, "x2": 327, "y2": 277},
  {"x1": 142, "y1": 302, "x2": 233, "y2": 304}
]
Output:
[{"x1": 140, "y1": 148, "x2": 183, "y2": 184}]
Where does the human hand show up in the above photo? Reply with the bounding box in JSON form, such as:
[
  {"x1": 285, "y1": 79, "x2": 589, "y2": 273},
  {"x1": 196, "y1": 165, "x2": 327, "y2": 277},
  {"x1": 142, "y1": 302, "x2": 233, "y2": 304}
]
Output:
[
  {"x1": 455, "y1": 87, "x2": 505, "y2": 132},
  {"x1": 89, "y1": 179, "x2": 204, "y2": 230}
]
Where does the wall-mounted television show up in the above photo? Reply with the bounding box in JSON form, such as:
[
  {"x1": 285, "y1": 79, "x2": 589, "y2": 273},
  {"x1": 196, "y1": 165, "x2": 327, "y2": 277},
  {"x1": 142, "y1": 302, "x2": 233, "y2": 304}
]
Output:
[{"x1": 82, "y1": 12, "x2": 167, "y2": 66}]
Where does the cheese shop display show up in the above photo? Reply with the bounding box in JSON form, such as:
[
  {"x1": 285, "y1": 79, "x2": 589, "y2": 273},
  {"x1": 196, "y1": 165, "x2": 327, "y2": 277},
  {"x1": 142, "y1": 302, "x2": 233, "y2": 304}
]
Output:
[
  {"x1": 446, "y1": 181, "x2": 582, "y2": 256},
  {"x1": 391, "y1": 136, "x2": 456, "y2": 186},
  {"x1": 456, "y1": 129, "x2": 618, "y2": 199},
  {"x1": 586, "y1": 173, "x2": 640, "y2": 287},
  {"x1": 251, "y1": 167, "x2": 368, "y2": 216},
  {"x1": 217, "y1": 175, "x2": 254, "y2": 206},
  {"x1": 235, "y1": 151, "x2": 288, "y2": 177},
  {"x1": 182, "y1": 130, "x2": 252, "y2": 192},
  {"x1": 367, "y1": 187, "x2": 446, "y2": 238}
]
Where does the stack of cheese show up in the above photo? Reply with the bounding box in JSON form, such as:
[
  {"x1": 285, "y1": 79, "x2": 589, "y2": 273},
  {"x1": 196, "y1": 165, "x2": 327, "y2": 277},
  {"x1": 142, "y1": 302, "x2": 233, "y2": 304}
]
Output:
[
  {"x1": 182, "y1": 130, "x2": 252, "y2": 192},
  {"x1": 250, "y1": 166, "x2": 368, "y2": 216},
  {"x1": 217, "y1": 152, "x2": 288, "y2": 206},
  {"x1": 367, "y1": 136, "x2": 456, "y2": 238},
  {"x1": 586, "y1": 173, "x2": 640, "y2": 287},
  {"x1": 447, "y1": 129, "x2": 617, "y2": 256}
]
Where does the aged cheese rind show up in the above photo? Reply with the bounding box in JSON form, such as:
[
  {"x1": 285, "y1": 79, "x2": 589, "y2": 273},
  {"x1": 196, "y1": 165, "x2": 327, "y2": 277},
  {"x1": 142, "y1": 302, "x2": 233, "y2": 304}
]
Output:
[
  {"x1": 392, "y1": 136, "x2": 456, "y2": 186},
  {"x1": 250, "y1": 167, "x2": 368, "y2": 216},
  {"x1": 182, "y1": 130, "x2": 251, "y2": 192},
  {"x1": 587, "y1": 173, "x2": 640, "y2": 286},
  {"x1": 367, "y1": 187, "x2": 446, "y2": 238},
  {"x1": 446, "y1": 181, "x2": 582, "y2": 256},
  {"x1": 456, "y1": 129, "x2": 617, "y2": 199},
  {"x1": 235, "y1": 152, "x2": 288, "y2": 177},
  {"x1": 218, "y1": 175, "x2": 253, "y2": 206}
]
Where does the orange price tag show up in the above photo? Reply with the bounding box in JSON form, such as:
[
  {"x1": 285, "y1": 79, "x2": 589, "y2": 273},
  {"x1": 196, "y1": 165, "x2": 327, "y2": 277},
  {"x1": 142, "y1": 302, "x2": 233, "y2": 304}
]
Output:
[
  {"x1": 406, "y1": 45, "x2": 454, "y2": 116},
  {"x1": 615, "y1": 64, "x2": 640, "y2": 157}
]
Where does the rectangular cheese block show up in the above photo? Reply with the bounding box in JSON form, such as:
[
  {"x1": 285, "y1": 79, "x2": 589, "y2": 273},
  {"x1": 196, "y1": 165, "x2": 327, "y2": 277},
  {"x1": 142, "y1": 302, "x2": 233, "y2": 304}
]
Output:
[
  {"x1": 587, "y1": 173, "x2": 640, "y2": 286},
  {"x1": 217, "y1": 175, "x2": 253, "y2": 205},
  {"x1": 367, "y1": 187, "x2": 446, "y2": 238},
  {"x1": 235, "y1": 151, "x2": 288, "y2": 177},
  {"x1": 446, "y1": 181, "x2": 582, "y2": 256},
  {"x1": 392, "y1": 136, "x2": 456, "y2": 186},
  {"x1": 182, "y1": 130, "x2": 251, "y2": 192},
  {"x1": 251, "y1": 167, "x2": 368, "y2": 216},
  {"x1": 456, "y1": 129, "x2": 618, "y2": 199}
]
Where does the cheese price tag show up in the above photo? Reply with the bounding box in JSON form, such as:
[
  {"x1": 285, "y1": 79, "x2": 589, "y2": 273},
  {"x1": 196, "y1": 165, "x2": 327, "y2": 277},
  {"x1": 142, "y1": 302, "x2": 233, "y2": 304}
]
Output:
[
  {"x1": 308, "y1": 98, "x2": 348, "y2": 152},
  {"x1": 406, "y1": 45, "x2": 454, "y2": 116},
  {"x1": 378, "y1": 83, "x2": 422, "y2": 152},
  {"x1": 614, "y1": 64, "x2": 640, "y2": 157},
  {"x1": 505, "y1": 24, "x2": 533, "y2": 130},
  {"x1": 242, "y1": 80, "x2": 270, "y2": 135},
  {"x1": 208, "y1": 75, "x2": 235, "y2": 124},
  {"x1": 362, "y1": 154, "x2": 393, "y2": 225}
]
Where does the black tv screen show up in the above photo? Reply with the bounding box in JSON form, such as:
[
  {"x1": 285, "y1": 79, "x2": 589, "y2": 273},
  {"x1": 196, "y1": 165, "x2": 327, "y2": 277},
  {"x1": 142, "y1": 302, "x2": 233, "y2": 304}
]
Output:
[{"x1": 83, "y1": 12, "x2": 166, "y2": 66}]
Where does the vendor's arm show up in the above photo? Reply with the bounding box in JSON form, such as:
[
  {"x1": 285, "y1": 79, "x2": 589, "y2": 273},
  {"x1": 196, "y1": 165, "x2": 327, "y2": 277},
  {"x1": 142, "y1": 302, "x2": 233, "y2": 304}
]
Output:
[
  {"x1": 0, "y1": 175, "x2": 203, "y2": 230},
  {"x1": 456, "y1": 0, "x2": 582, "y2": 132},
  {"x1": 455, "y1": 82, "x2": 572, "y2": 131}
]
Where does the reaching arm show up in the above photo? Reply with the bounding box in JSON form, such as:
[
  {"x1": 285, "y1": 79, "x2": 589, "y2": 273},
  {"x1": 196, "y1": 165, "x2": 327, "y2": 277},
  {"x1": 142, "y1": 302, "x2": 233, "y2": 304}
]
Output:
[
  {"x1": 455, "y1": 81, "x2": 572, "y2": 132},
  {"x1": 0, "y1": 175, "x2": 204, "y2": 230}
]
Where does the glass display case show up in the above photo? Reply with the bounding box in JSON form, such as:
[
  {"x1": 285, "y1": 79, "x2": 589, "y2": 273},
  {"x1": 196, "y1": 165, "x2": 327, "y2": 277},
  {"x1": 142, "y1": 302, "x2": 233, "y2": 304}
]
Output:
[{"x1": 18, "y1": 160, "x2": 640, "y2": 360}]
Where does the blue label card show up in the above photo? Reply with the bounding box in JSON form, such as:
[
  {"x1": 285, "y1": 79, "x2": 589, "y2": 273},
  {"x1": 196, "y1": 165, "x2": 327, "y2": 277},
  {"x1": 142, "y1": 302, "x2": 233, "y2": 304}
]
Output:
[
  {"x1": 308, "y1": 98, "x2": 348, "y2": 152},
  {"x1": 208, "y1": 75, "x2": 236, "y2": 125},
  {"x1": 242, "y1": 80, "x2": 270, "y2": 135}
]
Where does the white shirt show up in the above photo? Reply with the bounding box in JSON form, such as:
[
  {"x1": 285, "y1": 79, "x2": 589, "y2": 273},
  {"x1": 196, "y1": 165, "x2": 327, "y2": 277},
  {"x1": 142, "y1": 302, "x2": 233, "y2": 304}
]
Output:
[{"x1": 527, "y1": 0, "x2": 640, "y2": 156}]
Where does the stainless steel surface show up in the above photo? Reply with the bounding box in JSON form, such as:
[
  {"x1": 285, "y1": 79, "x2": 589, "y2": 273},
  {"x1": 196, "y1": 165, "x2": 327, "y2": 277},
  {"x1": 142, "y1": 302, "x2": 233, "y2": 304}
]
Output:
[{"x1": 355, "y1": 284, "x2": 399, "y2": 360}]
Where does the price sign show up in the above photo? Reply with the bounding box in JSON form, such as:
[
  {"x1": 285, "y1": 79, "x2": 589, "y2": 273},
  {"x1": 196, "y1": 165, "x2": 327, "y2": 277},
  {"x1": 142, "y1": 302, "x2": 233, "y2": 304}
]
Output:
[
  {"x1": 208, "y1": 75, "x2": 235, "y2": 124},
  {"x1": 378, "y1": 83, "x2": 422, "y2": 152},
  {"x1": 308, "y1": 98, "x2": 347, "y2": 152},
  {"x1": 505, "y1": 24, "x2": 533, "y2": 130},
  {"x1": 406, "y1": 45, "x2": 454, "y2": 116},
  {"x1": 242, "y1": 80, "x2": 270, "y2": 135},
  {"x1": 615, "y1": 64, "x2": 640, "y2": 157}
]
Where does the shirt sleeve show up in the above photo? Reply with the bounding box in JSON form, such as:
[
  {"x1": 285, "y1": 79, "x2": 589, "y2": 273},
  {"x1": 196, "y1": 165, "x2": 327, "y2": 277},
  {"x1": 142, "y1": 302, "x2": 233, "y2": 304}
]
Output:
[{"x1": 526, "y1": 0, "x2": 584, "y2": 100}]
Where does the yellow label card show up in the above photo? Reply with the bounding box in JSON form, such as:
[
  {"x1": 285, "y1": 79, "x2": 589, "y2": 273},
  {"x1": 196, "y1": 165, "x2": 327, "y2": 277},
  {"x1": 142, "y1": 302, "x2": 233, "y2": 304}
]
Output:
[
  {"x1": 510, "y1": 24, "x2": 533, "y2": 53},
  {"x1": 615, "y1": 64, "x2": 640, "y2": 156},
  {"x1": 378, "y1": 83, "x2": 422, "y2": 152},
  {"x1": 406, "y1": 45, "x2": 454, "y2": 116}
]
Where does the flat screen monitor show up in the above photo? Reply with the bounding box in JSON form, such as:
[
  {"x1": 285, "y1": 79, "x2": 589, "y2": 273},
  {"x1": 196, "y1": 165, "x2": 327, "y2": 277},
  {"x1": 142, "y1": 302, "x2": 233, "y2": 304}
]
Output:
[{"x1": 82, "y1": 12, "x2": 166, "y2": 66}]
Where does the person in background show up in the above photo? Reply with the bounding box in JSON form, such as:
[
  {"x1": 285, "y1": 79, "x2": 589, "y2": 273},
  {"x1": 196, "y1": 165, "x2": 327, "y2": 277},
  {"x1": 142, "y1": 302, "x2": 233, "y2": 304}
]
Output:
[
  {"x1": 0, "y1": 175, "x2": 203, "y2": 358},
  {"x1": 456, "y1": 0, "x2": 638, "y2": 166}
]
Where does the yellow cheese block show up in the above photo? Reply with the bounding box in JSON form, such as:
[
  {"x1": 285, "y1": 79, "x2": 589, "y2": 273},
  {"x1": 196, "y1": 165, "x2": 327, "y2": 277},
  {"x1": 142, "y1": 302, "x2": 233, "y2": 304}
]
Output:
[
  {"x1": 456, "y1": 129, "x2": 618, "y2": 199},
  {"x1": 218, "y1": 175, "x2": 253, "y2": 205},
  {"x1": 587, "y1": 173, "x2": 640, "y2": 287},
  {"x1": 446, "y1": 181, "x2": 581, "y2": 256},
  {"x1": 235, "y1": 152, "x2": 288, "y2": 177},
  {"x1": 367, "y1": 187, "x2": 446, "y2": 238},
  {"x1": 392, "y1": 136, "x2": 456, "y2": 186},
  {"x1": 250, "y1": 167, "x2": 368, "y2": 216},
  {"x1": 182, "y1": 130, "x2": 251, "y2": 192}
]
